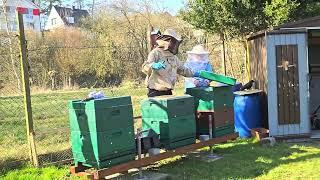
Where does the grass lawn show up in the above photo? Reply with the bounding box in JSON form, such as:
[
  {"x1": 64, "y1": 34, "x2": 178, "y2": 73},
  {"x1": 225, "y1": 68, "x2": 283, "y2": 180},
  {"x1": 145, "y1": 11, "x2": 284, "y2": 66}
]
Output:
[
  {"x1": 0, "y1": 82, "x2": 184, "y2": 171},
  {"x1": 2, "y1": 139, "x2": 320, "y2": 179}
]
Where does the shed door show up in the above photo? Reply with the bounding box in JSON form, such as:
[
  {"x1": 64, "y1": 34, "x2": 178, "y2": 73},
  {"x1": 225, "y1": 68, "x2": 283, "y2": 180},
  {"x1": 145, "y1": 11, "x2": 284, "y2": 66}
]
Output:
[
  {"x1": 276, "y1": 45, "x2": 300, "y2": 124},
  {"x1": 267, "y1": 33, "x2": 309, "y2": 137}
]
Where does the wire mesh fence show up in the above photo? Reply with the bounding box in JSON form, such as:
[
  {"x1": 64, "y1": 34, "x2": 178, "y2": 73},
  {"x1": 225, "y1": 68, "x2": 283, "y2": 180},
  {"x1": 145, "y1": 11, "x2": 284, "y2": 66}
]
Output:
[
  {"x1": 0, "y1": 34, "x2": 29, "y2": 172},
  {"x1": 0, "y1": 25, "x2": 247, "y2": 171}
]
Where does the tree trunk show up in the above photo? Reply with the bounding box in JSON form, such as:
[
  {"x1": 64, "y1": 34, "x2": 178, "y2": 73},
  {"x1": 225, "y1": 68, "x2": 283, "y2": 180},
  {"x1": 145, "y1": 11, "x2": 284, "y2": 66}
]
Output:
[
  {"x1": 68, "y1": 76, "x2": 72, "y2": 88},
  {"x1": 51, "y1": 77, "x2": 55, "y2": 90},
  {"x1": 63, "y1": 75, "x2": 67, "y2": 88},
  {"x1": 220, "y1": 33, "x2": 227, "y2": 76},
  {"x1": 91, "y1": 0, "x2": 95, "y2": 19},
  {"x1": 225, "y1": 40, "x2": 235, "y2": 78}
]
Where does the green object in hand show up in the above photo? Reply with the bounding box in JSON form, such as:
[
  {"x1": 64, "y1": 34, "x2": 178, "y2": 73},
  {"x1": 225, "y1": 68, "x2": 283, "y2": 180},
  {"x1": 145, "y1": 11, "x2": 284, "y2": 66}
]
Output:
[
  {"x1": 199, "y1": 70, "x2": 236, "y2": 85},
  {"x1": 151, "y1": 61, "x2": 166, "y2": 70}
]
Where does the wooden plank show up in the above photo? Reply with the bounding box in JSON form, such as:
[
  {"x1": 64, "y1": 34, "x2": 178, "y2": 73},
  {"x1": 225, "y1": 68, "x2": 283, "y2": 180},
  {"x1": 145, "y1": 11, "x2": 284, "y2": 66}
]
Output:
[
  {"x1": 93, "y1": 133, "x2": 238, "y2": 179},
  {"x1": 284, "y1": 35, "x2": 290, "y2": 136},
  {"x1": 288, "y1": 34, "x2": 299, "y2": 134},
  {"x1": 291, "y1": 35, "x2": 301, "y2": 134},
  {"x1": 293, "y1": 45, "x2": 300, "y2": 123},
  {"x1": 262, "y1": 36, "x2": 267, "y2": 93},
  {"x1": 296, "y1": 34, "x2": 309, "y2": 134},
  {"x1": 282, "y1": 45, "x2": 290, "y2": 124},
  {"x1": 277, "y1": 35, "x2": 285, "y2": 136},
  {"x1": 276, "y1": 45, "x2": 285, "y2": 125},
  {"x1": 258, "y1": 37, "x2": 263, "y2": 90},
  {"x1": 70, "y1": 166, "x2": 94, "y2": 180},
  {"x1": 70, "y1": 163, "x2": 90, "y2": 174},
  {"x1": 267, "y1": 35, "x2": 278, "y2": 136},
  {"x1": 260, "y1": 36, "x2": 268, "y2": 128},
  {"x1": 288, "y1": 45, "x2": 297, "y2": 125},
  {"x1": 248, "y1": 36, "x2": 268, "y2": 97},
  {"x1": 287, "y1": 45, "x2": 295, "y2": 125}
]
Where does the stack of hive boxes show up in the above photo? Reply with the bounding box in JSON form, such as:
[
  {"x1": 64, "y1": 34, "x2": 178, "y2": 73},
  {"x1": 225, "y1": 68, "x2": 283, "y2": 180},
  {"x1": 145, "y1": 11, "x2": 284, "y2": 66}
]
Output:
[
  {"x1": 186, "y1": 85, "x2": 234, "y2": 137},
  {"x1": 68, "y1": 96, "x2": 136, "y2": 169},
  {"x1": 141, "y1": 95, "x2": 196, "y2": 149}
]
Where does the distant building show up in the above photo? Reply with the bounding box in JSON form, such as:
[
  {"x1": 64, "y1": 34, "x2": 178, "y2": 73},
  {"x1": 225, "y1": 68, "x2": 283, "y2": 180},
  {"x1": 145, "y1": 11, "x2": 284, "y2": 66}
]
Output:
[
  {"x1": 0, "y1": 0, "x2": 40, "y2": 32},
  {"x1": 45, "y1": 6, "x2": 89, "y2": 30}
]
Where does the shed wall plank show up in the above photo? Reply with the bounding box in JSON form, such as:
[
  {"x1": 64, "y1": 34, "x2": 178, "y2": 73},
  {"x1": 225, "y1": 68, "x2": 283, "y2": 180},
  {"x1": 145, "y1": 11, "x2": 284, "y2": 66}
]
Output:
[{"x1": 297, "y1": 34, "x2": 310, "y2": 134}]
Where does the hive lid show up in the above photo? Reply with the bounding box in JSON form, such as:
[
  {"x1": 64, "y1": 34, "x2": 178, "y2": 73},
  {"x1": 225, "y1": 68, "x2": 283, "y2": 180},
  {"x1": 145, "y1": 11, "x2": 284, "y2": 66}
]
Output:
[
  {"x1": 199, "y1": 71, "x2": 236, "y2": 85},
  {"x1": 147, "y1": 95, "x2": 193, "y2": 100},
  {"x1": 233, "y1": 89, "x2": 262, "y2": 96}
]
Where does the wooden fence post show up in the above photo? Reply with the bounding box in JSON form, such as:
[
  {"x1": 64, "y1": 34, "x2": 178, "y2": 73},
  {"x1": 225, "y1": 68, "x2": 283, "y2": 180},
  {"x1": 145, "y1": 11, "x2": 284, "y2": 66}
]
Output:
[{"x1": 17, "y1": 12, "x2": 39, "y2": 167}]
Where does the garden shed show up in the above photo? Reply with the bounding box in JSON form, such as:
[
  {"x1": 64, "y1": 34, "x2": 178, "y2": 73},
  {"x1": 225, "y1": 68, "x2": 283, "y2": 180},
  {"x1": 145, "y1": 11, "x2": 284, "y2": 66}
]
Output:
[{"x1": 247, "y1": 16, "x2": 320, "y2": 137}]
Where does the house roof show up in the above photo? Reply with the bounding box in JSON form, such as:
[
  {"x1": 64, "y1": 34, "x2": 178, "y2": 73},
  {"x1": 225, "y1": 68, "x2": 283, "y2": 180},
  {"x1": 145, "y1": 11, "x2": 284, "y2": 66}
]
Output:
[
  {"x1": 54, "y1": 6, "x2": 89, "y2": 25},
  {"x1": 23, "y1": 0, "x2": 40, "y2": 9}
]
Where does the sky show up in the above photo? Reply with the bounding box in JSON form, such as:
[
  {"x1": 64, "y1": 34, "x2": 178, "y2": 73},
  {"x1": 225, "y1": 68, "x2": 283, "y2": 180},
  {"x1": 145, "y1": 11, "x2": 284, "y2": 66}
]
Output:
[
  {"x1": 60, "y1": 0, "x2": 187, "y2": 15},
  {"x1": 158, "y1": 0, "x2": 186, "y2": 15}
]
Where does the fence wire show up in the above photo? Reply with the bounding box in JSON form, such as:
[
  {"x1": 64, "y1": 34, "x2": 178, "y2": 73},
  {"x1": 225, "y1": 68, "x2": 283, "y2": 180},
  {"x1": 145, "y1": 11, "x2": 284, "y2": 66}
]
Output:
[{"x1": 0, "y1": 35, "x2": 29, "y2": 173}]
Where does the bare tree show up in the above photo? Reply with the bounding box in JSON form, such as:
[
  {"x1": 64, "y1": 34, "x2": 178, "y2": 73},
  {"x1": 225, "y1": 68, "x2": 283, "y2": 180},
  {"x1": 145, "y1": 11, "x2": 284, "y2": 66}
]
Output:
[{"x1": 1, "y1": 0, "x2": 21, "y2": 91}]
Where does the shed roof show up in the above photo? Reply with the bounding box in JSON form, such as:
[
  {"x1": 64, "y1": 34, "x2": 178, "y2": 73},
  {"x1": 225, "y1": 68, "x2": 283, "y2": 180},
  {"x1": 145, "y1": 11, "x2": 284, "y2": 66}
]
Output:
[
  {"x1": 247, "y1": 16, "x2": 320, "y2": 40},
  {"x1": 247, "y1": 29, "x2": 307, "y2": 40},
  {"x1": 276, "y1": 16, "x2": 320, "y2": 29}
]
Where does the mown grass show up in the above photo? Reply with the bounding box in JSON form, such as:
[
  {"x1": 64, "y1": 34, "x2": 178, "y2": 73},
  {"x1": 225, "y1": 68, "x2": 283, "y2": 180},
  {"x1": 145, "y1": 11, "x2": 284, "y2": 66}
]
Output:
[
  {"x1": 0, "y1": 82, "x2": 184, "y2": 172},
  {"x1": 157, "y1": 139, "x2": 320, "y2": 179},
  {"x1": 1, "y1": 165, "x2": 81, "y2": 180},
  {"x1": 1, "y1": 139, "x2": 320, "y2": 179}
]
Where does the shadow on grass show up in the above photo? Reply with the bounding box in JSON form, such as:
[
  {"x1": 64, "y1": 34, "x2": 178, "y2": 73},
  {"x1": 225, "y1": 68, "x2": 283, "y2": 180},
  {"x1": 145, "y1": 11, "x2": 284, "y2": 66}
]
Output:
[
  {"x1": 37, "y1": 149, "x2": 73, "y2": 166},
  {"x1": 0, "y1": 158, "x2": 28, "y2": 175},
  {"x1": 152, "y1": 139, "x2": 320, "y2": 179},
  {"x1": 0, "y1": 149, "x2": 73, "y2": 176}
]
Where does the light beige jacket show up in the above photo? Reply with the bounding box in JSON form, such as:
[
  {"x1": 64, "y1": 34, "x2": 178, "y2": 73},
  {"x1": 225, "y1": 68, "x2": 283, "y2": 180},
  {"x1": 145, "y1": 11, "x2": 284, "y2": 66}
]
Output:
[{"x1": 142, "y1": 47, "x2": 194, "y2": 91}]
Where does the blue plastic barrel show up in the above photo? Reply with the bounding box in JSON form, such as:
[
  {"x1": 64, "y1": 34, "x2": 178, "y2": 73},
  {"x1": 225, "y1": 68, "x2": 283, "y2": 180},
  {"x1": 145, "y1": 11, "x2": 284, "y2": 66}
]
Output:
[{"x1": 234, "y1": 90, "x2": 263, "y2": 138}]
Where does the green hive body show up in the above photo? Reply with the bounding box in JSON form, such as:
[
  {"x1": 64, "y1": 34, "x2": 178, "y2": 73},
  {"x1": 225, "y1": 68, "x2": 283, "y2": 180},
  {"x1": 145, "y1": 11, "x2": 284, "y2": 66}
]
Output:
[
  {"x1": 68, "y1": 96, "x2": 136, "y2": 169},
  {"x1": 186, "y1": 86, "x2": 233, "y2": 111},
  {"x1": 199, "y1": 71, "x2": 236, "y2": 86},
  {"x1": 141, "y1": 95, "x2": 196, "y2": 149},
  {"x1": 186, "y1": 86, "x2": 235, "y2": 137}
]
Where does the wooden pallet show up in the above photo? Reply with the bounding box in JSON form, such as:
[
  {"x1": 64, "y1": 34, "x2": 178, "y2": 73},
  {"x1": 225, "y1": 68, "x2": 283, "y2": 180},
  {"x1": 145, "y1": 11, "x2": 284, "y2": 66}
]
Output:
[{"x1": 70, "y1": 133, "x2": 238, "y2": 179}]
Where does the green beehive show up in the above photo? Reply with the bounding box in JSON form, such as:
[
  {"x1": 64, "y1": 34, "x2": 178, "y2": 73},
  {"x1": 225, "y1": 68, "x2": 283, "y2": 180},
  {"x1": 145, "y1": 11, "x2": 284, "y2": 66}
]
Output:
[
  {"x1": 214, "y1": 125, "x2": 235, "y2": 137},
  {"x1": 186, "y1": 86, "x2": 234, "y2": 111},
  {"x1": 68, "y1": 96, "x2": 136, "y2": 169},
  {"x1": 196, "y1": 110, "x2": 234, "y2": 136},
  {"x1": 141, "y1": 95, "x2": 196, "y2": 149}
]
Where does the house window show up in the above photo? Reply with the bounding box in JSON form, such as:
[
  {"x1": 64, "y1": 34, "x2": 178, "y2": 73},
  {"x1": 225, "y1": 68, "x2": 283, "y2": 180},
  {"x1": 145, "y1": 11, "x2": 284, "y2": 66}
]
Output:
[
  {"x1": 9, "y1": 21, "x2": 17, "y2": 31},
  {"x1": 66, "y1": 17, "x2": 74, "y2": 24},
  {"x1": 25, "y1": 22, "x2": 34, "y2": 30},
  {"x1": 5, "y1": 6, "x2": 15, "y2": 13},
  {"x1": 51, "y1": 18, "x2": 57, "y2": 25}
]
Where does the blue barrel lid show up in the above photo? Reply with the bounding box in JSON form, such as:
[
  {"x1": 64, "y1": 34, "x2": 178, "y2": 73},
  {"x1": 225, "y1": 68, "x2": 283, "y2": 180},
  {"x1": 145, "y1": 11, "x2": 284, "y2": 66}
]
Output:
[
  {"x1": 233, "y1": 89, "x2": 262, "y2": 96},
  {"x1": 214, "y1": 83, "x2": 230, "y2": 87}
]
